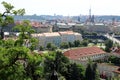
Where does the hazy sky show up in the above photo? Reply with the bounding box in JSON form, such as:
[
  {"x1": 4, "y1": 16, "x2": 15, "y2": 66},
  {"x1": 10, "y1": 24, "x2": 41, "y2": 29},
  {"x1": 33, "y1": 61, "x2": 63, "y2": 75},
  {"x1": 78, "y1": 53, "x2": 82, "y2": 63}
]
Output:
[{"x1": 0, "y1": 0, "x2": 120, "y2": 16}]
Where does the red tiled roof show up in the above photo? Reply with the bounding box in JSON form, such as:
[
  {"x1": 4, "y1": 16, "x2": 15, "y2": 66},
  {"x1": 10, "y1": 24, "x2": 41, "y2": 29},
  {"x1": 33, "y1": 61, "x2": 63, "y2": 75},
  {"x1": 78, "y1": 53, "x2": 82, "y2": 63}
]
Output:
[{"x1": 64, "y1": 46, "x2": 106, "y2": 60}]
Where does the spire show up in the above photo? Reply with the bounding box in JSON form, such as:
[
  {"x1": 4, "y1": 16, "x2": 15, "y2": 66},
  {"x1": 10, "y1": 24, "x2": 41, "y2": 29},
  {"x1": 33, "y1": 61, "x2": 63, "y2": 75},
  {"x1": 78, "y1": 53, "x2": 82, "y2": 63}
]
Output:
[{"x1": 89, "y1": 6, "x2": 92, "y2": 22}]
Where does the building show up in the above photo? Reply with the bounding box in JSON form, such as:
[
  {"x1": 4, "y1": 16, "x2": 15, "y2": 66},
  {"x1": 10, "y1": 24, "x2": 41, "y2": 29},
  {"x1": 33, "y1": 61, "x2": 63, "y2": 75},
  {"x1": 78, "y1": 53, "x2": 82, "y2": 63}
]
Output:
[
  {"x1": 64, "y1": 46, "x2": 107, "y2": 61},
  {"x1": 98, "y1": 63, "x2": 119, "y2": 78},
  {"x1": 32, "y1": 34, "x2": 45, "y2": 47},
  {"x1": 43, "y1": 32, "x2": 61, "y2": 46},
  {"x1": 85, "y1": 23, "x2": 111, "y2": 33},
  {"x1": 53, "y1": 23, "x2": 75, "y2": 31},
  {"x1": 32, "y1": 31, "x2": 82, "y2": 47},
  {"x1": 59, "y1": 31, "x2": 83, "y2": 43},
  {"x1": 31, "y1": 21, "x2": 53, "y2": 33}
]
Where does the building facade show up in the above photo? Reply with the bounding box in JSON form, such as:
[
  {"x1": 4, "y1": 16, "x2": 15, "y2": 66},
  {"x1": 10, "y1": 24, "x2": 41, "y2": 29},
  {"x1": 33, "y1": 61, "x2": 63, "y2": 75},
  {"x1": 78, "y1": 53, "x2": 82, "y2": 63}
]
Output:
[{"x1": 32, "y1": 31, "x2": 82, "y2": 47}]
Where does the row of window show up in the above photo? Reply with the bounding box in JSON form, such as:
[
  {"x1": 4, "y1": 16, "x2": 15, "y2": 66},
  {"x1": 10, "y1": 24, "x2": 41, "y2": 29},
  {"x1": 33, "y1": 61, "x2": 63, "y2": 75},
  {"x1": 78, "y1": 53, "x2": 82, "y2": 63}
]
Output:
[{"x1": 79, "y1": 54, "x2": 106, "y2": 61}]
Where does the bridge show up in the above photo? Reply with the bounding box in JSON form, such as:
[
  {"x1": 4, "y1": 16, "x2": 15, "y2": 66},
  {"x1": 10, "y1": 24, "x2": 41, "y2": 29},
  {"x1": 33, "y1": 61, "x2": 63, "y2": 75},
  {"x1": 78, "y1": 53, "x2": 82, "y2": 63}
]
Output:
[{"x1": 104, "y1": 34, "x2": 120, "y2": 45}]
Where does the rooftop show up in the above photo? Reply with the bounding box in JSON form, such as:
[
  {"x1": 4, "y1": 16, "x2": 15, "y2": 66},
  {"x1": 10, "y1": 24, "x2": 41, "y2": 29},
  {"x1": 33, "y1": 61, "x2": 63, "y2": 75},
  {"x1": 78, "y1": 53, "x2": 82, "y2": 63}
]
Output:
[
  {"x1": 64, "y1": 46, "x2": 106, "y2": 60},
  {"x1": 59, "y1": 31, "x2": 74, "y2": 35},
  {"x1": 43, "y1": 32, "x2": 60, "y2": 37}
]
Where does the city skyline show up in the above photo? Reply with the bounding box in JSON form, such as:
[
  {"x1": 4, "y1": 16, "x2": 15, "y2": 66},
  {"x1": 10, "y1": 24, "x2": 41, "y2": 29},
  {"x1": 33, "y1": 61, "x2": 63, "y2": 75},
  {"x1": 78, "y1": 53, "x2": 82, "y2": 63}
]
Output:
[{"x1": 0, "y1": 0, "x2": 120, "y2": 16}]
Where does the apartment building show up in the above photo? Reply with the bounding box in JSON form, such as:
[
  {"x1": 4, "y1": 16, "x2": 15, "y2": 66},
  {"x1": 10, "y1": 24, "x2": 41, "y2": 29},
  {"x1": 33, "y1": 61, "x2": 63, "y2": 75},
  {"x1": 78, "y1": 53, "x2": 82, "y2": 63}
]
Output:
[
  {"x1": 32, "y1": 31, "x2": 82, "y2": 47},
  {"x1": 43, "y1": 32, "x2": 61, "y2": 46}
]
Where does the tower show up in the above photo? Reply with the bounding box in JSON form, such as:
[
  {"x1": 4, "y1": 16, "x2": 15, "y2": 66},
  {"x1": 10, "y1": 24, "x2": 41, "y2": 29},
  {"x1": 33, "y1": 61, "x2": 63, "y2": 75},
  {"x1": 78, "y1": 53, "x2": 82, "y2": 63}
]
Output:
[
  {"x1": 89, "y1": 8, "x2": 92, "y2": 22},
  {"x1": 78, "y1": 16, "x2": 81, "y2": 22}
]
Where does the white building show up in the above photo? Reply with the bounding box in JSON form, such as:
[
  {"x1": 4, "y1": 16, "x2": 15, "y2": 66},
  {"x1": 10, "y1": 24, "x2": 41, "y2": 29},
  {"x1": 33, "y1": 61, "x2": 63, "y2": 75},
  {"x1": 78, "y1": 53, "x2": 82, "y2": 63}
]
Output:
[
  {"x1": 32, "y1": 31, "x2": 82, "y2": 47},
  {"x1": 43, "y1": 32, "x2": 61, "y2": 46}
]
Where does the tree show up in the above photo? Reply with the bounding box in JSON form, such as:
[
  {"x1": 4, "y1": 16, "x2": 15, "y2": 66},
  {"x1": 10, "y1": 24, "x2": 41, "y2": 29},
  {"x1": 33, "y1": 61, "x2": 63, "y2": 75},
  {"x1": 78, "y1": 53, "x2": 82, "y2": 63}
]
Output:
[
  {"x1": 85, "y1": 62, "x2": 100, "y2": 80},
  {"x1": 68, "y1": 42, "x2": 74, "y2": 48},
  {"x1": 60, "y1": 42, "x2": 69, "y2": 49},
  {"x1": 74, "y1": 40, "x2": 80, "y2": 47},
  {"x1": 81, "y1": 40, "x2": 88, "y2": 47},
  {"x1": 0, "y1": 2, "x2": 44, "y2": 80},
  {"x1": 0, "y1": 1, "x2": 25, "y2": 39},
  {"x1": 105, "y1": 40, "x2": 113, "y2": 52},
  {"x1": 24, "y1": 53, "x2": 44, "y2": 80},
  {"x1": 46, "y1": 43, "x2": 57, "y2": 51},
  {"x1": 14, "y1": 20, "x2": 38, "y2": 51},
  {"x1": 65, "y1": 63, "x2": 85, "y2": 80},
  {"x1": 0, "y1": 31, "x2": 43, "y2": 80},
  {"x1": 39, "y1": 46, "x2": 44, "y2": 51},
  {"x1": 108, "y1": 55, "x2": 120, "y2": 65},
  {"x1": 0, "y1": 46, "x2": 30, "y2": 80},
  {"x1": 43, "y1": 51, "x2": 70, "y2": 79}
]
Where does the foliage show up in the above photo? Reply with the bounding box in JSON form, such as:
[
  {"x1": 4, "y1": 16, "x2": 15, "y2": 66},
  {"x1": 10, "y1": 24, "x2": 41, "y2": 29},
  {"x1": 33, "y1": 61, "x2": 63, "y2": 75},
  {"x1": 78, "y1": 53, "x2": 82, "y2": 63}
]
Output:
[
  {"x1": 0, "y1": 39, "x2": 43, "y2": 80},
  {"x1": 81, "y1": 40, "x2": 88, "y2": 47},
  {"x1": 46, "y1": 43, "x2": 57, "y2": 51},
  {"x1": 65, "y1": 63, "x2": 85, "y2": 80},
  {"x1": 14, "y1": 20, "x2": 38, "y2": 51},
  {"x1": 39, "y1": 46, "x2": 44, "y2": 51},
  {"x1": 0, "y1": 1, "x2": 102, "y2": 80},
  {"x1": 43, "y1": 51, "x2": 86, "y2": 80},
  {"x1": 0, "y1": 46, "x2": 30, "y2": 80},
  {"x1": 108, "y1": 56, "x2": 120, "y2": 66},
  {"x1": 74, "y1": 40, "x2": 80, "y2": 47},
  {"x1": 68, "y1": 42, "x2": 74, "y2": 48},
  {"x1": 105, "y1": 40, "x2": 113, "y2": 52},
  {"x1": 0, "y1": 1, "x2": 25, "y2": 39},
  {"x1": 60, "y1": 42, "x2": 69, "y2": 49},
  {"x1": 85, "y1": 61, "x2": 100, "y2": 80},
  {"x1": 24, "y1": 53, "x2": 44, "y2": 80},
  {"x1": 43, "y1": 51, "x2": 70, "y2": 79}
]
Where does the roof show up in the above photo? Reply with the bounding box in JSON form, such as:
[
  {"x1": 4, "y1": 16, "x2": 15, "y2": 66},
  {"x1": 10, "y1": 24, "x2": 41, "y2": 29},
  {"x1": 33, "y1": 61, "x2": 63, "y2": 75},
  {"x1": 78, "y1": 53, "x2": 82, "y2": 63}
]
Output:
[
  {"x1": 32, "y1": 34, "x2": 44, "y2": 37},
  {"x1": 43, "y1": 32, "x2": 60, "y2": 37},
  {"x1": 64, "y1": 46, "x2": 106, "y2": 60},
  {"x1": 59, "y1": 31, "x2": 74, "y2": 35}
]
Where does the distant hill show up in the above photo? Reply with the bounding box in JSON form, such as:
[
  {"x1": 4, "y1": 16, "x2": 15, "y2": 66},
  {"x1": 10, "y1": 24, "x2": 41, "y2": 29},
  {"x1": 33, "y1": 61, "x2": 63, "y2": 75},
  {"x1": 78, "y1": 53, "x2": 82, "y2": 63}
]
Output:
[{"x1": 13, "y1": 15, "x2": 120, "y2": 22}]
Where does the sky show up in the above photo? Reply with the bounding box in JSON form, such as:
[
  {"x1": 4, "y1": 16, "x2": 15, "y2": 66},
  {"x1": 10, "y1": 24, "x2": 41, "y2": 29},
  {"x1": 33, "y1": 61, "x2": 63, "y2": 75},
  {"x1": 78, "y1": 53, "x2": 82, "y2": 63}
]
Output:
[{"x1": 0, "y1": 0, "x2": 120, "y2": 16}]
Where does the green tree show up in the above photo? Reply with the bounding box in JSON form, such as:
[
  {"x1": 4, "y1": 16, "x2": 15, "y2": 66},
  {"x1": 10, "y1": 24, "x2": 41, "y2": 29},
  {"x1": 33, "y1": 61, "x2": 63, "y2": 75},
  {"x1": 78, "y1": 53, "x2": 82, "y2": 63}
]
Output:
[
  {"x1": 14, "y1": 20, "x2": 38, "y2": 51},
  {"x1": 46, "y1": 43, "x2": 57, "y2": 51},
  {"x1": 68, "y1": 42, "x2": 74, "y2": 48},
  {"x1": 0, "y1": 2, "x2": 44, "y2": 80},
  {"x1": 108, "y1": 56, "x2": 120, "y2": 65},
  {"x1": 85, "y1": 61, "x2": 100, "y2": 80},
  {"x1": 0, "y1": 1, "x2": 25, "y2": 39},
  {"x1": 65, "y1": 63, "x2": 85, "y2": 80},
  {"x1": 0, "y1": 46, "x2": 30, "y2": 80},
  {"x1": 60, "y1": 42, "x2": 69, "y2": 49},
  {"x1": 24, "y1": 53, "x2": 44, "y2": 80},
  {"x1": 39, "y1": 46, "x2": 44, "y2": 51},
  {"x1": 105, "y1": 40, "x2": 113, "y2": 52},
  {"x1": 81, "y1": 40, "x2": 88, "y2": 47},
  {"x1": 74, "y1": 40, "x2": 80, "y2": 47},
  {"x1": 43, "y1": 51, "x2": 70, "y2": 79},
  {"x1": 0, "y1": 34, "x2": 42, "y2": 80}
]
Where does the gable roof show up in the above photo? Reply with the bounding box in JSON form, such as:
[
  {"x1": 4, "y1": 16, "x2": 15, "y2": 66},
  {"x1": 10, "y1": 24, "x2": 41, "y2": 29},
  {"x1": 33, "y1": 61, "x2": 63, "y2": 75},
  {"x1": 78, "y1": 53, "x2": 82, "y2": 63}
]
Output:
[{"x1": 64, "y1": 46, "x2": 106, "y2": 60}]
